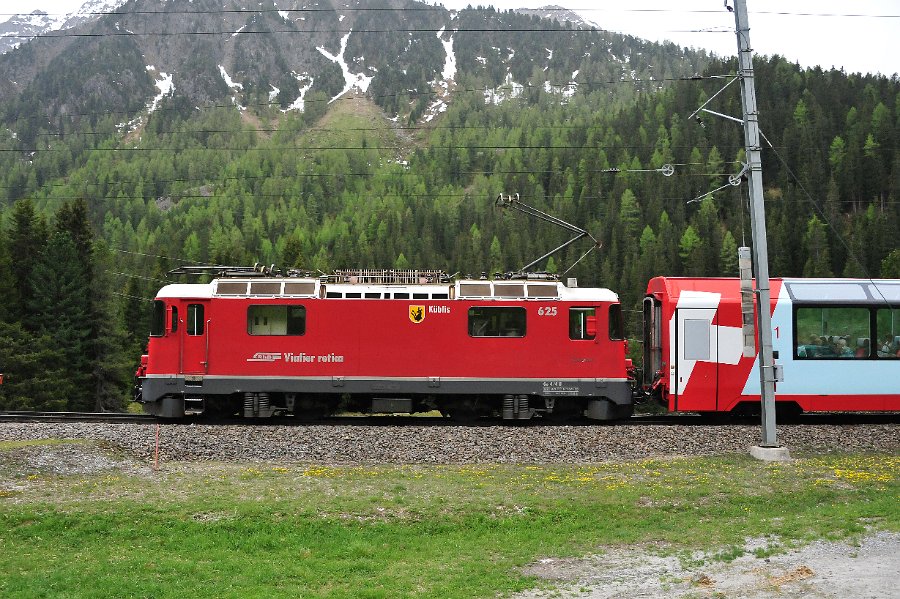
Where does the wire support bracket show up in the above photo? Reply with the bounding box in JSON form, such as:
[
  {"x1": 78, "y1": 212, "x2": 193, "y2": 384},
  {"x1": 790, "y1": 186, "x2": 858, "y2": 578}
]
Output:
[{"x1": 687, "y1": 162, "x2": 748, "y2": 204}]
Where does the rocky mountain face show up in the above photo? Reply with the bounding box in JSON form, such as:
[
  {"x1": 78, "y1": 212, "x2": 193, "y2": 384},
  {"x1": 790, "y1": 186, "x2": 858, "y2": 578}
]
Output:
[
  {"x1": 0, "y1": 0, "x2": 128, "y2": 54},
  {"x1": 0, "y1": 0, "x2": 712, "y2": 137}
]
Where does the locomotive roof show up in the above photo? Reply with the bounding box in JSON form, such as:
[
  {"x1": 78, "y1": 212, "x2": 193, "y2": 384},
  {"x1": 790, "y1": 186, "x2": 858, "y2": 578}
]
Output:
[{"x1": 154, "y1": 278, "x2": 619, "y2": 302}]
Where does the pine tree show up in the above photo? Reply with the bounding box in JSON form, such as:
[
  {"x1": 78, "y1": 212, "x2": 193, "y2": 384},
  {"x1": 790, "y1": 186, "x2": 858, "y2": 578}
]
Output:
[
  {"x1": 802, "y1": 215, "x2": 833, "y2": 277},
  {"x1": 90, "y1": 242, "x2": 132, "y2": 411},
  {"x1": 0, "y1": 322, "x2": 72, "y2": 411},
  {"x1": 281, "y1": 235, "x2": 304, "y2": 268},
  {"x1": 7, "y1": 199, "x2": 46, "y2": 321},
  {"x1": 719, "y1": 230, "x2": 739, "y2": 275},
  {"x1": 679, "y1": 226, "x2": 705, "y2": 276},
  {"x1": 882, "y1": 249, "x2": 900, "y2": 278},
  {"x1": 26, "y1": 232, "x2": 94, "y2": 410},
  {"x1": 0, "y1": 218, "x2": 16, "y2": 323}
]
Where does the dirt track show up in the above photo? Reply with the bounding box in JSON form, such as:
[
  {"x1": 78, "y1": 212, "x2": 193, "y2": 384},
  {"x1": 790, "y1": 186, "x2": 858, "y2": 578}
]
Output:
[{"x1": 516, "y1": 531, "x2": 899, "y2": 598}]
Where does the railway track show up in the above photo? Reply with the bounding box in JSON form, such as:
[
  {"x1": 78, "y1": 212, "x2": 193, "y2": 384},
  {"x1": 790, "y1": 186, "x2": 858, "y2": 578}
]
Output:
[
  {"x1": 0, "y1": 410, "x2": 896, "y2": 426},
  {"x1": 0, "y1": 411, "x2": 159, "y2": 424}
]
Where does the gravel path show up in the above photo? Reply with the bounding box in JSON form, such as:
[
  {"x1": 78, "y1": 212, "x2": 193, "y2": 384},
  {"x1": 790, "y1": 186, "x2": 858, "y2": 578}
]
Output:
[
  {"x1": 516, "y1": 531, "x2": 900, "y2": 599},
  {"x1": 0, "y1": 421, "x2": 897, "y2": 463}
]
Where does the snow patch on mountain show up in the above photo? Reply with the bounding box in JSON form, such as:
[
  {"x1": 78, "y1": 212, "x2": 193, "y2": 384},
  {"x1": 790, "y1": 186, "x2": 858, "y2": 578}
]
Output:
[
  {"x1": 420, "y1": 25, "x2": 457, "y2": 122},
  {"x1": 116, "y1": 65, "x2": 174, "y2": 134},
  {"x1": 0, "y1": 0, "x2": 128, "y2": 54},
  {"x1": 484, "y1": 72, "x2": 524, "y2": 106},
  {"x1": 219, "y1": 65, "x2": 243, "y2": 91},
  {"x1": 148, "y1": 67, "x2": 174, "y2": 113},
  {"x1": 219, "y1": 65, "x2": 246, "y2": 110},
  {"x1": 437, "y1": 27, "x2": 456, "y2": 82},
  {"x1": 283, "y1": 72, "x2": 314, "y2": 112},
  {"x1": 316, "y1": 31, "x2": 373, "y2": 104}
]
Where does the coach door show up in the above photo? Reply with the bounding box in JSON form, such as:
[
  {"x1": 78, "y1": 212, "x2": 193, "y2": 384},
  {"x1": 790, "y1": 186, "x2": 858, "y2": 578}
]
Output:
[
  {"x1": 642, "y1": 297, "x2": 662, "y2": 388},
  {"x1": 180, "y1": 301, "x2": 210, "y2": 375},
  {"x1": 674, "y1": 308, "x2": 718, "y2": 411}
]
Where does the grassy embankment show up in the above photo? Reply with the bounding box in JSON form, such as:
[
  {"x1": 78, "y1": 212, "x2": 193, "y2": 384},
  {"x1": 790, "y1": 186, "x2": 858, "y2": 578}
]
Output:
[{"x1": 0, "y1": 439, "x2": 897, "y2": 598}]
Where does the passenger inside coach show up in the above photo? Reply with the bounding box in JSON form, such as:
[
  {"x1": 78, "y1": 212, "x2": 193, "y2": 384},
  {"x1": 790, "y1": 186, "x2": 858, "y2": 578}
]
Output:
[
  {"x1": 835, "y1": 338, "x2": 853, "y2": 357},
  {"x1": 855, "y1": 338, "x2": 870, "y2": 358},
  {"x1": 879, "y1": 335, "x2": 900, "y2": 357}
]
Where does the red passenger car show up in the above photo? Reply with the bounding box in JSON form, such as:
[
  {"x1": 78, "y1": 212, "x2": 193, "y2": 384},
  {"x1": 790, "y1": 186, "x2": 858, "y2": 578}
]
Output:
[
  {"x1": 642, "y1": 277, "x2": 900, "y2": 414},
  {"x1": 136, "y1": 269, "x2": 632, "y2": 421}
]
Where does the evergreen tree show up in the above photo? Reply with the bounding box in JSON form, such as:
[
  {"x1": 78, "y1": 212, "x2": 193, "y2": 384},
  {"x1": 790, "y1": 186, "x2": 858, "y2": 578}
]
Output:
[
  {"x1": 26, "y1": 231, "x2": 94, "y2": 410},
  {"x1": 882, "y1": 249, "x2": 900, "y2": 278},
  {"x1": 55, "y1": 200, "x2": 93, "y2": 277},
  {"x1": 679, "y1": 225, "x2": 705, "y2": 276},
  {"x1": 656, "y1": 211, "x2": 679, "y2": 276},
  {"x1": 802, "y1": 215, "x2": 833, "y2": 277},
  {"x1": 618, "y1": 189, "x2": 642, "y2": 241},
  {"x1": 719, "y1": 230, "x2": 739, "y2": 275},
  {"x1": 394, "y1": 252, "x2": 410, "y2": 270},
  {"x1": 0, "y1": 322, "x2": 72, "y2": 411},
  {"x1": 0, "y1": 218, "x2": 15, "y2": 323},
  {"x1": 281, "y1": 235, "x2": 304, "y2": 268},
  {"x1": 90, "y1": 242, "x2": 132, "y2": 411},
  {"x1": 7, "y1": 199, "x2": 46, "y2": 321}
]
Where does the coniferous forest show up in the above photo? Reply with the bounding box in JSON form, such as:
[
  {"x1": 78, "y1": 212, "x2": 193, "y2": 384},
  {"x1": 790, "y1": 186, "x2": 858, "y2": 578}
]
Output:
[{"x1": 0, "y1": 4, "x2": 898, "y2": 411}]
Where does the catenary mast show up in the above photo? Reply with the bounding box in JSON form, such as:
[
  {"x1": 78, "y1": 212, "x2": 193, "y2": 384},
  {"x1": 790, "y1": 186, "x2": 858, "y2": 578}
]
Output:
[{"x1": 731, "y1": 0, "x2": 780, "y2": 449}]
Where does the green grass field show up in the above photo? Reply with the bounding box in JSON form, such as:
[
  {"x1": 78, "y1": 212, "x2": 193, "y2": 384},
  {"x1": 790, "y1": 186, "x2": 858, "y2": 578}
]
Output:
[{"x1": 1, "y1": 440, "x2": 897, "y2": 598}]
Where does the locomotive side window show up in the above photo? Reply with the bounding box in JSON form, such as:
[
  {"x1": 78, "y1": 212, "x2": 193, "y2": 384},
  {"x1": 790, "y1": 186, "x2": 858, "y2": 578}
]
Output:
[
  {"x1": 247, "y1": 305, "x2": 306, "y2": 336},
  {"x1": 468, "y1": 307, "x2": 526, "y2": 337},
  {"x1": 171, "y1": 306, "x2": 178, "y2": 333},
  {"x1": 569, "y1": 308, "x2": 596, "y2": 340},
  {"x1": 609, "y1": 304, "x2": 624, "y2": 340},
  {"x1": 795, "y1": 306, "x2": 870, "y2": 358},
  {"x1": 150, "y1": 300, "x2": 165, "y2": 336},
  {"x1": 187, "y1": 304, "x2": 205, "y2": 336}
]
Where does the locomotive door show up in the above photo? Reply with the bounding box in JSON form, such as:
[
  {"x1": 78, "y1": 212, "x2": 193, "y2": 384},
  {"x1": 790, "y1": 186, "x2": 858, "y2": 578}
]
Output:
[
  {"x1": 674, "y1": 308, "x2": 718, "y2": 411},
  {"x1": 180, "y1": 301, "x2": 210, "y2": 375}
]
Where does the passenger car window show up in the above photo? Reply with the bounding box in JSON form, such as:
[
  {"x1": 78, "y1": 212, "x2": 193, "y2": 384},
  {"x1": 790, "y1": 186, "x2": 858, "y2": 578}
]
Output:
[
  {"x1": 876, "y1": 308, "x2": 900, "y2": 358},
  {"x1": 795, "y1": 306, "x2": 869, "y2": 358}
]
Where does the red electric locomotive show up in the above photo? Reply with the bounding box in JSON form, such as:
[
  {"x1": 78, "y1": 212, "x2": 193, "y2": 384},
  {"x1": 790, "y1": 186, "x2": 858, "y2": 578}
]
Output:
[{"x1": 135, "y1": 268, "x2": 633, "y2": 421}]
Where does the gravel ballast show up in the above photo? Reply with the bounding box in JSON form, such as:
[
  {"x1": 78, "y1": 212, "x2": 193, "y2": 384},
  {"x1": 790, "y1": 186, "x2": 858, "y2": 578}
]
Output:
[{"x1": 0, "y1": 421, "x2": 897, "y2": 463}]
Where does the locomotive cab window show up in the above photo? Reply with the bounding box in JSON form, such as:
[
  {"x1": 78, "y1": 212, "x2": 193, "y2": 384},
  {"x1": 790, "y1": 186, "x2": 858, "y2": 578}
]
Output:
[
  {"x1": 248, "y1": 305, "x2": 306, "y2": 336},
  {"x1": 187, "y1": 304, "x2": 205, "y2": 336},
  {"x1": 468, "y1": 307, "x2": 526, "y2": 337},
  {"x1": 609, "y1": 304, "x2": 624, "y2": 340},
  {"x1": 151, "y1": 300, "x2": 165, "y2": 336},
  {"x1": 569, "y1": 308, "x2": 596, "y2": 340}
]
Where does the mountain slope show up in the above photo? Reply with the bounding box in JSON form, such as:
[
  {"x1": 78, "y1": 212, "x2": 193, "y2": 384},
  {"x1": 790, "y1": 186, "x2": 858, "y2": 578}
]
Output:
[
  {"x1": 0, "y1": 0, "x2": 714, "y2": 133},
  {"x1": 0, "y1": 0, "x2": 128, "y2": 55}
]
